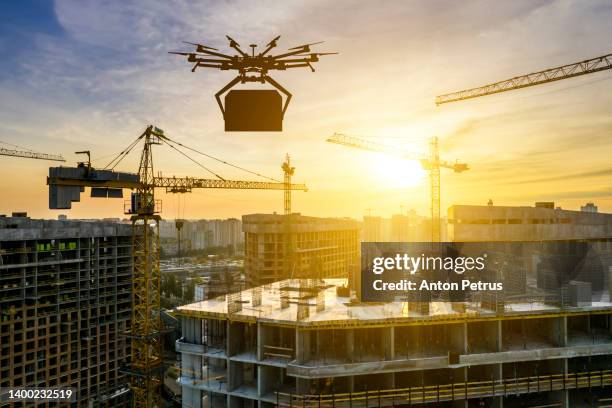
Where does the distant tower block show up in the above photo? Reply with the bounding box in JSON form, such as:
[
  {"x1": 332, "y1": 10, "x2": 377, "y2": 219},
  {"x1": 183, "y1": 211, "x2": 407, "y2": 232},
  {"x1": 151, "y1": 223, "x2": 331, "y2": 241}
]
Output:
[{"x1": 225, "y1": 90, "x2": 283, "y2": 131}]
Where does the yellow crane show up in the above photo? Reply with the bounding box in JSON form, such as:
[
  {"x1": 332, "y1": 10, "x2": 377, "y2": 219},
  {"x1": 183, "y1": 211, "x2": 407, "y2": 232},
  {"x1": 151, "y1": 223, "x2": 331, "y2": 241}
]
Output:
[
  {"x1": 327, "y1": 133, "x2": 467, "y2": 242},
  {"x1": 47, "y1": 125, "x2": 307, "y2": 408},
  {"x1": 436, "y1": 52, "x2": 612, "y2": 105},
  {"x1": 0, "y1": 140, "x2": 65, "y2": 162}
]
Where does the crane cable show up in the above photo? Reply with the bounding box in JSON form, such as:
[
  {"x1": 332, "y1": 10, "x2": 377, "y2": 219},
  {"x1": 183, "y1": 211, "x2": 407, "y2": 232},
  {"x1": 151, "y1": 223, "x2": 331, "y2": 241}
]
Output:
[
  {"x1": 161, "y1": 134, "x2": 282, "y2": 183},
  {"x1": 160, "y1": 137, "x2": 226, "y2": 180},
  {"x1": 103, "y1": 134, "x2": 145, "y2": 170},
  {"x1": 98, "y1": 129, "x2": 282, "y2": 184}
]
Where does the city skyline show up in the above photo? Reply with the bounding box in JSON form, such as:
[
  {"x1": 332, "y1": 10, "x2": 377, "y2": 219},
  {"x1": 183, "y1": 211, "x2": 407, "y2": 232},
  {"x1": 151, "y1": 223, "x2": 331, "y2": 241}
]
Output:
[{"x1": 1, "y1": 1, "x2": 612, "y2": 220}]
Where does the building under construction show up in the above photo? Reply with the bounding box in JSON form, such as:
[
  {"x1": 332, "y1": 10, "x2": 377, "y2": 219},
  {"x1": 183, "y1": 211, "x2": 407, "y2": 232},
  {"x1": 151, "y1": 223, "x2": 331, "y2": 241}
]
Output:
[
  {"x1": 0, "y1": 215, "x2": 132, "y2": 407},
  {"x1": 242, "y1": 214, "x2": 360, "y2": 285},
  {"x1": 175, "y1": 275, "x2": 612, "y2": 408}
]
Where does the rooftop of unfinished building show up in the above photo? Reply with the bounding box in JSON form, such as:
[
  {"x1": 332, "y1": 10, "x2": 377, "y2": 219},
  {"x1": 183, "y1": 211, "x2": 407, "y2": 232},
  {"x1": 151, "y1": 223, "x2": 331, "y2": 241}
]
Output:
[
  {"x1": 449, "y1": 202, "x2": 611, "y2": 216},
  {"x1": 242, "y1": 213, "x2": 361, "y2": 233},
  {"x1": 175, "y1": 278, "x2": 612, "y2": 328},
  {"x1": 0, "y1": 214, "x2": 132, "y2": 239},
  {"x1": 243, "y1": 213, "x2": 359, "y2": 225}
]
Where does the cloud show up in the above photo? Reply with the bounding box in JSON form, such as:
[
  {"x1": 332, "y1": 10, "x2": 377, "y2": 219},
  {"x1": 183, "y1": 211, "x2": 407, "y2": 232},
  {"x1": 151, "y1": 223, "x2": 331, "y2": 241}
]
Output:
[{"x1": 1, "y1": 0, "x2": 612, "y2": 218}]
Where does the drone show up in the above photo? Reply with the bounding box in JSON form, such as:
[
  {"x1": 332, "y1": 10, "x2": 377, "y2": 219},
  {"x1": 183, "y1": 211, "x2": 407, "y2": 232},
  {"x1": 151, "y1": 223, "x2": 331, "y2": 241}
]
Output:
[{"x1": 170, "y1": 35, "x2": 337, "y2": 131}]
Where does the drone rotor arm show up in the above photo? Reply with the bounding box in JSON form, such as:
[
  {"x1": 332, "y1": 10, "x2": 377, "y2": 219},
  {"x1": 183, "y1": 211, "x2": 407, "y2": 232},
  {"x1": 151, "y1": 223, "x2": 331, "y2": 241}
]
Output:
[
  {"x1": 262, "y1": 35, "x2": 281, "y2": 56},
  {"x1": 288, "y1": 41, "x2": 324, "y2": 50},
  {"x1": 194, "y1": 49, "x2": 234, "y2": 59},
  {"x1": 226, "y1": 35, "x2": 248, "y2": 57},
  {"x1": 183, "y1": 41, "x2": 219, "y2": 51},
  {"x1": 272, "y1": 48, "x2": 310, "y2": 59}
]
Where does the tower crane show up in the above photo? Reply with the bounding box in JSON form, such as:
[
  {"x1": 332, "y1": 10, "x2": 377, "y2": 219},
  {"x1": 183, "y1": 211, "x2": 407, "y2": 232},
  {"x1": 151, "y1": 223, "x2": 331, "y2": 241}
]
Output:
[
  {"x1": 436, "y1": 52, "x2": 612, "y2": 105},
  {"x1": 46, "y1": 125, "x2": 307, "y2": 408},
  {"x1": 0, "y1": 140, "x2": 65, "y2": 162},
  {"x1": 327, "y1": 133, "x2": 468, "y2": 242},
  {"x1": 282, "y1": 153, "x2": 296, "y2": 215}
]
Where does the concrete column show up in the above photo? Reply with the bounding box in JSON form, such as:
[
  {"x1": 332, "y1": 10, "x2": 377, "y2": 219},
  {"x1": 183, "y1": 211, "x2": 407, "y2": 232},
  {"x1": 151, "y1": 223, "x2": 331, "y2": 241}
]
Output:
[
  {"x1": 381, "y1": 327, "x2": 394, "y2": 360},
  {"x1": 296, "y1": 330, "x2": 311, "y2": 364},
  {"x1": 450, "y1": 323, "x2": 467, "y2": 355},
  {"x1": 497, "y1": 320, "x2": 503, "y2": 351},
  {"x1": 555, "y1": 316, "x2": 568, "y2": 347},
  {"x1": 228, "y1": 361, "x2": 242, "y2": 392},
  {"x1": 181, "y1": 317, "x2": 203, "y2": 408},
  {"x1": 226, "y1": 320, "x2": 231, "y2": 356},
  {"x1": 561, "y1": 358, "x2": 570, "y2": 408},
  {"x1": 347, "y1": 375, "x2": 355, "y2": 393},
  {"x1": 346, "y1": 329, "x2": 354, "y2": 363},
  {"x1": 256, "y1": 322, "x2": 264, "y2": 361}
]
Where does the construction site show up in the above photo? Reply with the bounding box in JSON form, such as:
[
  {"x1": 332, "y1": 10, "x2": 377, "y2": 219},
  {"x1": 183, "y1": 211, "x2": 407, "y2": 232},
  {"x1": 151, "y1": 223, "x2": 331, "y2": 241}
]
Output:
[{"x1": 1, "y1": 3, "x2": 612, "y2": 408}]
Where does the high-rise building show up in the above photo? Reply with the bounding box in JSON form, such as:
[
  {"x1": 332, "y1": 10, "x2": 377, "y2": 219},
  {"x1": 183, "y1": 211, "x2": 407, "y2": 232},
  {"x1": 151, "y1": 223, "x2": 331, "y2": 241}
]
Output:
[
  {"x1": 0, "y1": 216, "x2": 132, "y2": 407},
  {"x1": 242, "y1": 213, "x2": 360, "y2": 284}
]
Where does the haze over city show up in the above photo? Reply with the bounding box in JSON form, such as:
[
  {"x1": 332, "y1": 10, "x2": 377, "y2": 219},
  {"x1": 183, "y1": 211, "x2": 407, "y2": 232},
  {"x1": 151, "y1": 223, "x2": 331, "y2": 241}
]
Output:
[{"x1": 1, "y1": 0, "x2": 612, "y2": 219}]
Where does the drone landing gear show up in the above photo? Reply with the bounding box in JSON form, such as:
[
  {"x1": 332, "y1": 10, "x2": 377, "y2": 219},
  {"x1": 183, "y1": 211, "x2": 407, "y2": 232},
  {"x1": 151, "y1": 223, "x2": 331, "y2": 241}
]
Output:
[{"x1": 215, "y1": 75, "x2": 293, "y2": 132}]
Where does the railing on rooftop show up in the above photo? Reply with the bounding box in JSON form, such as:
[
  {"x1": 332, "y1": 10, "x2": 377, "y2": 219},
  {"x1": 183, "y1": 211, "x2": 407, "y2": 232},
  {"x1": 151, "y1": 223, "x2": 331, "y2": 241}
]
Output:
[{"x1": 276, "y1": 369, "x2": 612, "y2": 407}]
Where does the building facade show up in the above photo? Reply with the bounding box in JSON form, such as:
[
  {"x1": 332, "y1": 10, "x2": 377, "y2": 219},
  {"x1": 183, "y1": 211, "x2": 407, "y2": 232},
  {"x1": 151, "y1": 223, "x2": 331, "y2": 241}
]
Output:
[
  {"x1": 242, "y1": 213, "x2": 360, "y2": 285},
  {"x1": 0, "y1": 216, "x2": 132, "y2": 406},
  {"x1": 175, "y1": 278, "x2": 612, "y2": 408}
]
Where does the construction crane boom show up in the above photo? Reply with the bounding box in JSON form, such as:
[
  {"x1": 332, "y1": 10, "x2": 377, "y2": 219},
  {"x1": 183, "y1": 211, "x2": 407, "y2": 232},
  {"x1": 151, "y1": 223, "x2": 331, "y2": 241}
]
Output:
[
  {"x1": 436, "y1": 53, "x2": 612, "y2": 105},
  {"x1": 327, "y1": 133, "x2": 467, "y2": 172},
  {"x1": 48, "y1": 173, "x2": 307, "y2": 193},
  {"x1": 327, "y1": 133, "x2": 467, "y2": 242},
  {"x1": 1, "y1": 147, "x2": 65, "y2": 162},
  {"x1": 327, "y1": 133, "x2": 421, "y2": 161}
]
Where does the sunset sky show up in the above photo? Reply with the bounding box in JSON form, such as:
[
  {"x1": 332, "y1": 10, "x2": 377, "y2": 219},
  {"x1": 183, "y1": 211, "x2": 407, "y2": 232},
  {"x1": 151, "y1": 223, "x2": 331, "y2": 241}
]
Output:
[{"x1": 1, "y1": 0, "x2": 611, "y2": 220}]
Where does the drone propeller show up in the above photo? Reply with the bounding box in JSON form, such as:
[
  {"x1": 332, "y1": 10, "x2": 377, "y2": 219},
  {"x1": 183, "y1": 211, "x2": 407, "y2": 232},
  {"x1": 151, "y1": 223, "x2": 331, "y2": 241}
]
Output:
[
  {"x1": 295, "y1": 52, "x2": 339, "y2": 56},
  {"x1": 266, "y1": 35, "x2": 281, "y2": 48},
  {"x1": 169, "y1": 51, "x2": 200, "y2": 63},
  {"x1": 226, "y1": 35, "x2": 240, "y2": 48},
  {"x1": 182, "y1": 41, "x2": 218, "y2": 51},
  {"x1": 288, "y1": 41, "x2": 324, "y2": 50}
]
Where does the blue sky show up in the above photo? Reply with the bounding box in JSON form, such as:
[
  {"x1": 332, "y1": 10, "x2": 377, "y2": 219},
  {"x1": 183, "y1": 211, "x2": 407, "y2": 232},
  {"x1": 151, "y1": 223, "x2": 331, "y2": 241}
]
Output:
[{"x1": 1, "y1": 1, "x2": 612, "y2": 219}]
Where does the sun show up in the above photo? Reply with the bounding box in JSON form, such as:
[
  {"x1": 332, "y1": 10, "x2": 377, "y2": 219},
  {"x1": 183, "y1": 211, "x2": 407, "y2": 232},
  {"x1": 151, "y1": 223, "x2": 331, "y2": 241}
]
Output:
[{"x1": 371, "y1": 155, "x2": 426, "y2": 189}]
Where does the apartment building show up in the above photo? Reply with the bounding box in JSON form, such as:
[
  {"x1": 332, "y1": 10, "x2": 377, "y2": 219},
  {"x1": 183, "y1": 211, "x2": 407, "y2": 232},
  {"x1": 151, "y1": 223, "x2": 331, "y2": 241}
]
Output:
[
  {"x1": 242, "y1": 213, "x2": 360, "y2": 285},
  {"x1": 0, "y1": 215, "x2": 132, "y2": 407}
]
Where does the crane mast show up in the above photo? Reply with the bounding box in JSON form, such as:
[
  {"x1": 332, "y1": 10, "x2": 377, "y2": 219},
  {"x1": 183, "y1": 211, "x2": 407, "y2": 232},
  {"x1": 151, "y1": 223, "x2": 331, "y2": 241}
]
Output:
[
  {"x1": 127, "y1": 128, "x2": 163, "y2": 408},
  {"x1": 282, "y1": 154, "x2": 296, "y2": 215},
  {"x1": 327, "y1": 133, "x2": 467, "y2": 242},
  {"x1": 429, "y1": 137, "x2": 441, "y2": 243},
  {"x1": 436, "y1": 53, "x2": 612, "y2": 105}
]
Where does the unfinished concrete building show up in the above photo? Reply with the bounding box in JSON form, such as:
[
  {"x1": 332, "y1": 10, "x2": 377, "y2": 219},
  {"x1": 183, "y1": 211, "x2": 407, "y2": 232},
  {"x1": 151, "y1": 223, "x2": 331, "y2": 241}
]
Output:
[
  {"x1": 175, "y1": 278, "x2": 612, "y2": 408},
  {"x1": 0, "y1": 216, "x2": 132, "y2": 407},
  {"x1": 242, "y1": 214, "x2": 360, "y2": 285},
  {"x1": 448, "y1": 202, "x2": 612, "y2": 242}
]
